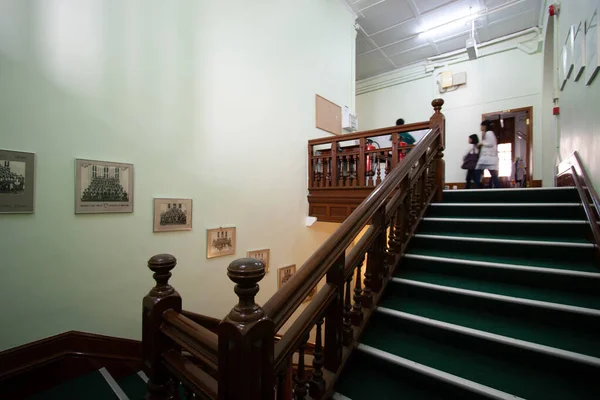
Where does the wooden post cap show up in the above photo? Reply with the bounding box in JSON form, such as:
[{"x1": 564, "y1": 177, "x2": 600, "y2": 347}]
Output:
[
  {"x1": 432, "y1": 98, "x2": 444, "y2": 112},
  {"x1": 226, "y1": 258, "x2": 266, "y2": 323},
  {"x1": 147, "y1": 254, "x2": 177, "y2": 297}
]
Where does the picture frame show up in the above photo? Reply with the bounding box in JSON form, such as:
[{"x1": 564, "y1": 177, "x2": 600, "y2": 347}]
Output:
[
  {"x1": 0, "y1": 149, "x2": 34, "y2": 213},
  {"x1": 586, "y1": 9, "x2": 599, "y2": 86},
  {"x1": 573, "y1": 22, "x2": 586, "y2": 82},
  {"x1": 247, "y1": 249, "x2": 270, "y2": 274},
  {"x1": 560, "y1": 26, "x2": 575, "y2": 90},
  {"x1": 207, "y1": 227, "x2": 236, "y2": 258},
  {"x1": 153, "y1": 198, "x2": 192, "y2": 232},
  {"x1": 278, "y1": 264, "x2": 296, "y2": 289},
  {"x1": 75, "y1": 159, "x2": 134, "y2": 214}
]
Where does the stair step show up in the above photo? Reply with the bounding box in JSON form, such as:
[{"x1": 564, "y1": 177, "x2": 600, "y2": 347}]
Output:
[
  {"x1": 334, "y1": 349, "x2": 485, "y2": 400},
  {"x1": 27, "y1": 370, "x2": 120, "y2": 400},
  {"x1": 418, "y1": 218, "x2": 593, "y2": 243},
  {"x1": 117, "y1": 373, "x2": 147, "y2": 400},
  {"x1": 407, "y1": 235, "x2": 598, "y2": 273},
  {"x1": 401, "y1": 255, "x2": 600, "y2": 296},
  {"x1": 442, "y1": 187, "x2": 580, "y2": 203},
  {"x1": 427, "y1": 203, "x2": 586, "y2": 220},
  {"x1": 358, "y1": 312, "x2": 600, "y2": 399},
  {"x1": 381, "y1": 280, "x2": 600, "y2": 357},
  {"x1": 376, "y1": 307, "x2": 600, "y2": 367}
]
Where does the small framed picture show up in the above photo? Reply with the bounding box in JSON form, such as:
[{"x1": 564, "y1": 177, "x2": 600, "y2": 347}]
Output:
[
  {"x1": 0, "y1": 149, "x2": 35, "y2": 213},
  {"x1": 153, "y1": 198, "x2": 192, "y2": 232},
  {"x1": 573, "y1": 22, "x2": 586, "y2": 82},
  {"x1": 207, "y1": 227, "x2": 236, "y2": 258},
  {"x1": 247, "y1": 249, "x2": 270, "y2": 273},
  {"x1": 278, "y1": 264, "x2": 296, "y2": 289},
  {"x1": 75, "y1": 159, "x2": 134, "y2": 214}
]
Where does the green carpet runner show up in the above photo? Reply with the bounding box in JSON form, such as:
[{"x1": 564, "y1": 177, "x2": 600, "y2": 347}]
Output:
[{"x1": 335, "y1": 187, "x2": 600, "y2": 400}]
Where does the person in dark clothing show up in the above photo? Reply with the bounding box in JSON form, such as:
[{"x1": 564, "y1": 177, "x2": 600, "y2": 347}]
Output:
[{"x1": 464, "y1": 134, "x2": 480, "y2": 189}]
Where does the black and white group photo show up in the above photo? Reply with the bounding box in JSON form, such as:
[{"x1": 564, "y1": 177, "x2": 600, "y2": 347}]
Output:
[
  {"x1": 0, "y1": 160, "x2": 26, "y2": 194},
  {"x1": 153, "y1": 198, "x2": 192, "y2": 232},
  {"x1": 206, "y1": 227, "x2": 236, "y2": 258},
  {"x1": 75, "y1": 159, "x2": 134, "y2": 214}
]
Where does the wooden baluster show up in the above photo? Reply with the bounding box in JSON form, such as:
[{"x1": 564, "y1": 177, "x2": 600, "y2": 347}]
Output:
[
  {"x1": 324, "y1": 253, "x2": 344, "y2": 371},
  {"x1": 349, "y1": 155, "x2": 355, "y2": 187},
  {"x1": 309, "y1": 318, "x2": 325, "y2": 398},
  {"x1": 314, "y1": 158, "x2": 321, "y2": 188},
  {"x1": 294, "y1": 334, "x2": 309, "y2": 400},
  {"x1": 325, "y1": 158, "x2": 331, "y2": 187},
  {"x1": 332, "y1": 142, "x2": 339, "y2": 187},
  {"x1": 358, "y1": 138, "x2": 366, "y2": 186},
  {"x1": 367, "y1": 153, "x2": 374, "y2": 187},
  {"x1": 384, "y1": 213, "x2": 396, "y2": 276},
  {"x1": 218, "y1": 258, "x2": 273, "y2": 400},
  {"x1": 351, "y1": 256, "x2": 365, "y2": 326},
  {"x1": 362, "y1": 252, "x2": 373, "y2": 308},
  {"x1": 343, "y1": 276, "x2": 353, "y2": 346},
  {"x1": 277, "y1": 359, "x2": 293, "y2": 400},
  {"x1": 376, "y1": 154, "x2": 382, "y2": 185},
  {"x1": 341, "y1": 155, "x2": 346, "y2": 187},
  {"x1": 143, "y1": 254, "x2": 181, "y2": 400},
  {"x1": 385, "y1": 153, "x2": 391, "y2": 178}
]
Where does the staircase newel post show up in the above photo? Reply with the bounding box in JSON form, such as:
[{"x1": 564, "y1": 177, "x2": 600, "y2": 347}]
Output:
[
  {"x1": 430, "y1": 98, "x2": 445, "y2": 202},
  {"x1": 324, "y1": 252, "x2": 345, "y2": 371},
  {"x1": 218, "y1": 258, "x2": 274, "y2": 400},
  {"x1": 143, "y1": 254, "x2": 182, "y2": 400}
]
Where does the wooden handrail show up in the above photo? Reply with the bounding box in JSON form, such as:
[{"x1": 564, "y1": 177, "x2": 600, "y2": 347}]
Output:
[
  {"x1": 163, "y1": 349, "x2": 218, "y2": 399},
  {"x1": 161, "y1": 310, "x2": 218, "y2": 372},
  {"x1": 264, "y1": 125, "x2": 441, "y2": 330},
  {"x1": 141, "y1": 98, "x2": 446, "y2": 400},
  {"x1": 307, "y1": 121, "x2": 430, "y2": 145}
]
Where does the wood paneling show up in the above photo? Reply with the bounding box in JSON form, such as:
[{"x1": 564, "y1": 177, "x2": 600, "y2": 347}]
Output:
[{"x1": 0, "y1": 331, "x2": 142, "y2": 399}]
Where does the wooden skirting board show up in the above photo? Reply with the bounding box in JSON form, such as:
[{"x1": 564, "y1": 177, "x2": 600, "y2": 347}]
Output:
[{"x1": 0, "y1": 331, "x2": 142, "y2": 399}]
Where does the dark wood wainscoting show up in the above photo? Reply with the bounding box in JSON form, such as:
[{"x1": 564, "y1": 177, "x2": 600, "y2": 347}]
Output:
[{"x1": 0, "y1": 331, "x2": 142, "y2": 399}]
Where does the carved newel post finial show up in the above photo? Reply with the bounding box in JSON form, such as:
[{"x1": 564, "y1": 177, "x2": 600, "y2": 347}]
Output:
[
  {"x1": 147, "y1": 254, "x2": 177, "y2": 297},
  {"x1": 432, "y1": 98, "x2": 444, "y2": 113},
  {"x1": 226, "y1": 258, "x2": 266, "y2": 323}
]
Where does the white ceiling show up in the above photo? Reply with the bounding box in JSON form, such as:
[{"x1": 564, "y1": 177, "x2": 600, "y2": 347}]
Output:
[{"x1": 348, "y1": 0, "x2": 544, "y2": 80}]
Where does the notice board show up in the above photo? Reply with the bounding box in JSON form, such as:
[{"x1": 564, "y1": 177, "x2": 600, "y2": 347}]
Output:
[{"x1": 315, "y1": 95, "x2": 342, "y2": 135}]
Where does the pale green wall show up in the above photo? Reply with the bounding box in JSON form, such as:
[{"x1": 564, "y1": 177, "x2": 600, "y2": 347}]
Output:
[
  {"x1": 0, "y1": 0, "x2": 355, "y2": 351},
  {"x1": 553, "y1": 0, "x2": 600, "y2": 190}
]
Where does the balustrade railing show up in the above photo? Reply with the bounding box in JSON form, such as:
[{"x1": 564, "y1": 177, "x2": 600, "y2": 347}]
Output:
[{"x1": 142, "y1": 99, "x2": 445, "y2": 400}]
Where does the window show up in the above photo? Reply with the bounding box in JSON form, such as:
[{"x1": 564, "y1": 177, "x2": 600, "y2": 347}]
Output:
[
  {"x1": 103, "y1": 167, "x2": 109, "y2": 178},
  {"x1": 92, "y1": 165, "x2": 97, "y2": 178},
  {"x1": 114, "y1": 167, "x2": 119, "y2": 180}
]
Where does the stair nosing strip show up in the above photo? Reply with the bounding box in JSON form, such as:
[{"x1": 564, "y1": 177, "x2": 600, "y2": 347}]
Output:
[
  {"x1": 421, "y1": 217, "x2": 590, "y2": 224},
  {"x1": 137, "y1": 370, "x2": 149, "y2": 383},
  {"x1": 357, "y1": 344, "x2": 523, "y2": 400},
  {"x1": 430, "y1": 203, "x2": 581, "y2": 207},
  {"x1": 99, "y1": 367, "x2": 130, "y2": 400},
  {"x1": 403, "y1": 254, "x2": 600, "y2": 278},
  {"x1": 392, "y1": 278, "x2": 600, "y2": 317},
  {"x1": 443, "y1": 187, "x2": 574, "y2": 192},
  {"x1": 376, "y1": 307, "x2": 600, "y2": 368},
  {"x1": 413, "y1": 233, "x2": 595, "y2": 248}
]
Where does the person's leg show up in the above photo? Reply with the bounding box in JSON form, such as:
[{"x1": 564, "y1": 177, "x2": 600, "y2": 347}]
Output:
[
  {"x1": 466, "y1": 169, "x2": 474, "y2": 189},
  {"x1": 490, "y1": 170, "x2": 501, "y2": 188},
  {"x1": 473, "y1": 169, "x2": 482, "y2": 188}
]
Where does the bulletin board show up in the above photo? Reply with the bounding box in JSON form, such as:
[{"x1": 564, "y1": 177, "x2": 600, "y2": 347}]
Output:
[{"x1": 315, "y1": 94, "x2": 342, "y2": 135}]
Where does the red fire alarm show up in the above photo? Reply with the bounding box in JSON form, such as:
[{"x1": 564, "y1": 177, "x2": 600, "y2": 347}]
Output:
[
  {"x1": 553, "y1": 106, "x2": 560, "y2": 115},
  {"x1": 549, "y1": 4, "x2": 559, "y2": 17}
]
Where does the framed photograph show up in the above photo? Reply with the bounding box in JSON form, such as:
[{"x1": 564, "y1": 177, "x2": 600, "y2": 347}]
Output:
[
  {"x1": 0, "y1": 149, "x2": 34, "y2": 213},
  {"x1": 153, "y1": 198, "x2": 192, "y2": 232},
  {"x1": 207, "y1": 227, "x2": 236, "y2": 258},
  {"x1": 573, "y1": 22, "x2": 586, "y2": 82},
  {"x1": 75, "y1": 159, "x2": 134, "y2": 214},
  {"x1": 586, "y1": 9, "x2": 599, "y2": 86},
  {"x1": 247, "y1": 249, "x2": 270, "y2": 273},
  {"x1": 278, "y1": 264, "x2": 296, "y2": 289}
]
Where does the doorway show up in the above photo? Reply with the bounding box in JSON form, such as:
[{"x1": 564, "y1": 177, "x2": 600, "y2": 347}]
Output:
[{"x1": 482, "y1": 106, "x2": 533, "y2": 187}]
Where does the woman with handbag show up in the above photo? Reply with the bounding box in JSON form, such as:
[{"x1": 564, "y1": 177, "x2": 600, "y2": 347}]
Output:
[
  {"x1": 475, "y1": 120, "x2": 501, "y2": 188},
  {"x1": 463, "y1": 134, "x2": 480, "y2": 189}
]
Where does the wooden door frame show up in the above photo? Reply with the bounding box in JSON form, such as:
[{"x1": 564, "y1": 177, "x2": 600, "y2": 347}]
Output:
[{"x1": 482, "y1": 106, "x2": 533, "y2": 185}]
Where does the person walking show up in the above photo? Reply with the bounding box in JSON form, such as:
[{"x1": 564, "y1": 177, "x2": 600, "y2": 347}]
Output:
[
  {"x1": 463, "y1": 134, "x2": 480, "y2": 189},
  {"x1": 475, "y1": 120, "x2": 501, "y2": 188}
]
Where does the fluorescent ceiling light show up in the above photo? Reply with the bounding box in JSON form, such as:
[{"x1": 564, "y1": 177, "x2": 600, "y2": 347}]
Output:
[{"x1": 419, "y1": 6, "x2": 484, "y2": 39}]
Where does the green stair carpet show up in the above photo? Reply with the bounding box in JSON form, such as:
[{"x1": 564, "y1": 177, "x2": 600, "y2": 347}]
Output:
[{"x1": 335, "y1": 187, "x2": 600, "y2": 400}]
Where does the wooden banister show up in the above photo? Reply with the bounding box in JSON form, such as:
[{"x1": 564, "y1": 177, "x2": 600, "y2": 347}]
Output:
[
  {"x1": 161, "y1": 310, "x2": 218, "y2": 372},
  {"x1": 307, "y1": 121, "x2": 430, "y2": 145},
  {"x1": 141, "y1": 98, "x2": 446, "y2": 400}
]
